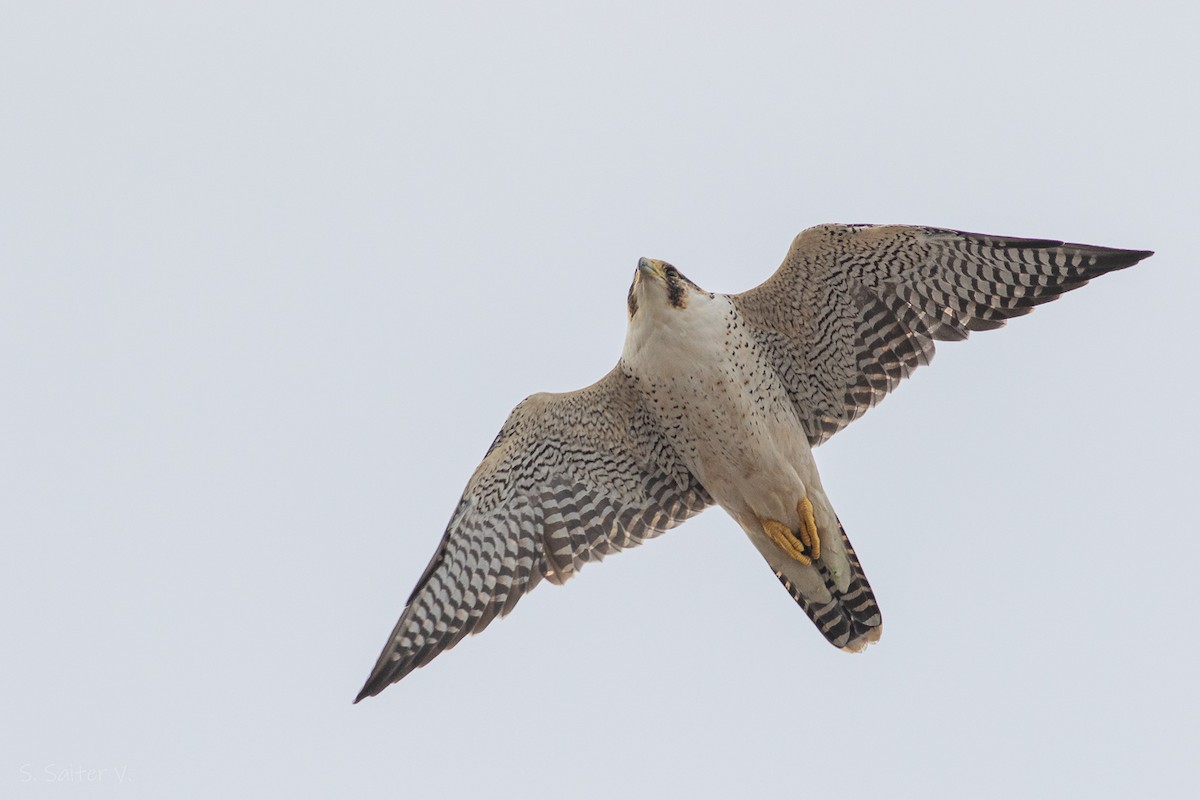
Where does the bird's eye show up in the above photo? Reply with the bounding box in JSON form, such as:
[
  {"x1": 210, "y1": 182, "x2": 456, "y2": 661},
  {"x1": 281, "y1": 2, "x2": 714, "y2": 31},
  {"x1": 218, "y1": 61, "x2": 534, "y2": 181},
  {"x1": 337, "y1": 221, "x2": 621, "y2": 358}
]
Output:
[{"x1": 665, "y1": 267, "x2": 678, "y2": 279}]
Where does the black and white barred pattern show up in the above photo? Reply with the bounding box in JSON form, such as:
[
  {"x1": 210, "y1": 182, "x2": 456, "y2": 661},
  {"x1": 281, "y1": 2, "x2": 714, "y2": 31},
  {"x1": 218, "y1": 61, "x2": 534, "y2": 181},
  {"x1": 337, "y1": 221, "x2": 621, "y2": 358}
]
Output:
[
  {"x1": 356, "y1": 369, "x2": 711, "y2": 701},
  {"x1": 734, "y1": 224, "x2": 1151, "y2": 446},
  {"x1": 773, "y1": 516, "x2": 881, "y2": 652},
  {"x1": 357, "y1": 223, "x2": 1150, "y2": 701}
]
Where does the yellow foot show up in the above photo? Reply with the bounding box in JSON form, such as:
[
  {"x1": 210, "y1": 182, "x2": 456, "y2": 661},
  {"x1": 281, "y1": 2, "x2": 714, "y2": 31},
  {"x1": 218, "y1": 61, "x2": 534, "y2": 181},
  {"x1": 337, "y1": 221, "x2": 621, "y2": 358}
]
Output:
[
  {"x1": 798, "y1": 496, "x2": 821, "y2": 560},
  {"x1": 761, "y1": 497, "x2": 822, "y2": 565}
]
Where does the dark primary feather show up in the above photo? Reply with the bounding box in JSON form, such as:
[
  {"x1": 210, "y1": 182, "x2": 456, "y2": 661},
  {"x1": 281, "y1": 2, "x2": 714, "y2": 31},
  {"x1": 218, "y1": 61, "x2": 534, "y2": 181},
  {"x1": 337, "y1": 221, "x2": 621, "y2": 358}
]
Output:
[
  {"x1": 355, "y1": 368, "x2": 710, "y2": 701},
  {"x1": 733, "y1": 224, "x2": 1152, "y2": 446},
  {"x1": 357, "y1": 223, "x2": 1150, "y2": 700}
]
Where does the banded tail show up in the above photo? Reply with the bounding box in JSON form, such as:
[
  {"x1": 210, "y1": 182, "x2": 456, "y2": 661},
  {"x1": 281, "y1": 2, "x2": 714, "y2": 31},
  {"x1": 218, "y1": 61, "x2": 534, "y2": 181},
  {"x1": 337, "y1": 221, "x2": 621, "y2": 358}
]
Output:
[
  {"x1": 768, "y1": 520, "x2": 883, "y2": 652},
  {"x1": 764, "y1": 516, "x2": 882, "y2": 651}
]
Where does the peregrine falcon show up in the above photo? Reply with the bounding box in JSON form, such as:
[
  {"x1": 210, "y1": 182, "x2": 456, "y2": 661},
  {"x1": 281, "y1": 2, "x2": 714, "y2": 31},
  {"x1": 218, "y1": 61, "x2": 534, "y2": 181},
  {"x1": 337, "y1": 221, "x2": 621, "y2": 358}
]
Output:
[{"x1": 355, "y1": 224, "x2": 1150, "y2": 701}]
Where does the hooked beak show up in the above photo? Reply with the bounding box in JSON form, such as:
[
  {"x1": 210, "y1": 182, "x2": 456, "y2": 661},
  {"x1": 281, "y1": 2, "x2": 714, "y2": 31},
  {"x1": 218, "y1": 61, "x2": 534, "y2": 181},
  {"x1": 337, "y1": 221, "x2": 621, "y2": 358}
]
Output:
[{"x1": 637, "y1": 257, "x2": 667, "y2": 281}]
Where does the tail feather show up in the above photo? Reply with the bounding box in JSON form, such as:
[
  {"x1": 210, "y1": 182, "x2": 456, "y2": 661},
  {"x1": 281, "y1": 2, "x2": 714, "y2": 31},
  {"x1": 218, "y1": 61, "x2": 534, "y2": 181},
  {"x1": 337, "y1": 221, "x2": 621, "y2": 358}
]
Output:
[{"x1": 772, "y1": 517, "x2": 882, "y2": 651}]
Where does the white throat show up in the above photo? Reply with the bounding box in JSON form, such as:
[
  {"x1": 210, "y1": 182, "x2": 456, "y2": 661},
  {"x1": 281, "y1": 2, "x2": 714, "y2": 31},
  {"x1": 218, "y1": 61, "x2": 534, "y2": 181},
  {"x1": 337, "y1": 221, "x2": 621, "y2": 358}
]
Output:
[{"x1": 621, "y1": 288, "x2": 730, "y2": 366}]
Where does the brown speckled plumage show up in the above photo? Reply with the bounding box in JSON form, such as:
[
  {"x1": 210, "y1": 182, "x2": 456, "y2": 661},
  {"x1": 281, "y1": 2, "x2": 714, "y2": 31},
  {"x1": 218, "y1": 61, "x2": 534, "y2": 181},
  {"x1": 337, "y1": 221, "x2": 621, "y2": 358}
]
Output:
[
  {"x1": 356, "y1": 223, "x2": 1150, "y2": 701},
  {"x1": 356, "y1": 369, "x2": 710, "y2": 700},
  {"x1": 734, "y1": 224, "x2": 1150, "y2": 445}
]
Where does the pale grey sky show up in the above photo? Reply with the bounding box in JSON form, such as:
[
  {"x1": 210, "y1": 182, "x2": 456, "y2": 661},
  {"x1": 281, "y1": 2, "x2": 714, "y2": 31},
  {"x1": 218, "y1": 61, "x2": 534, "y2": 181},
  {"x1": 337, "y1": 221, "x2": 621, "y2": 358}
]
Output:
[{"x1": 4, "y1": 2, "x2": 1198, "y2": 798}]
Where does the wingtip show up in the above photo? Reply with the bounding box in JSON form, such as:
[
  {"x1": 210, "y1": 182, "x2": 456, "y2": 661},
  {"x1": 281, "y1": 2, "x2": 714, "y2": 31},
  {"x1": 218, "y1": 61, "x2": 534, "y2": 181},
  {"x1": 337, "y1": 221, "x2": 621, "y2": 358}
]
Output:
[
  {"x1": 354, "y1": 672, "x2": 386, "y2": 704},
  {"x1": 355, "y1": 657, "x2": 411, "y2": 703},
  {"x1": 1098, "y1": 246, "x2": 1154, "y2": 274},
  {"x1": 1112, "y1": 247, "x2": 1154, "y2": 262}
]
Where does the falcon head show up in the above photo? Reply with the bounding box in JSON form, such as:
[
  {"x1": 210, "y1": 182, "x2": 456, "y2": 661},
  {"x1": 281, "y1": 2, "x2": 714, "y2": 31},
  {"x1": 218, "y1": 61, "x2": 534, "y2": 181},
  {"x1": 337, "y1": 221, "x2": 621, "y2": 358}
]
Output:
[{"x1": 627, "y1": 257, "x2": 706, "y2": 319}]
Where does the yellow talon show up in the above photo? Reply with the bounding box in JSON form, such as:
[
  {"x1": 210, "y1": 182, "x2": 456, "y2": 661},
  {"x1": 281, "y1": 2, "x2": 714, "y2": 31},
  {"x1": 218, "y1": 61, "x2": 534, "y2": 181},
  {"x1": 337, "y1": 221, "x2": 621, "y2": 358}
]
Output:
[
  {"x1": 798, "y1": 496, "x2": 820, "y2": 560},
  {"x1": 761, "y1": 498, "x2": 821, "y2": 566}
]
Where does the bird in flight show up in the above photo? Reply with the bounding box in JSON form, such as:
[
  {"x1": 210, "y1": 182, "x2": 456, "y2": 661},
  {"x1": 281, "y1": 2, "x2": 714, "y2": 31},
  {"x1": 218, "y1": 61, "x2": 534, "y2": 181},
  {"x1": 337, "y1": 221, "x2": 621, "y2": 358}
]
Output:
[{"x1": 356, "y1": 223, "x2": 1151, "y2": 702}]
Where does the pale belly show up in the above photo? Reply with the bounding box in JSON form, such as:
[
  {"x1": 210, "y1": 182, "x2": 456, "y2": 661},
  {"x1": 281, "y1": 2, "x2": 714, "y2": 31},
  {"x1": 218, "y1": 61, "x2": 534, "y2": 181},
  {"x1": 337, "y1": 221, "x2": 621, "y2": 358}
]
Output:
[{"x1": 621, "y1": 299, "x2": 825, "y2": 532}]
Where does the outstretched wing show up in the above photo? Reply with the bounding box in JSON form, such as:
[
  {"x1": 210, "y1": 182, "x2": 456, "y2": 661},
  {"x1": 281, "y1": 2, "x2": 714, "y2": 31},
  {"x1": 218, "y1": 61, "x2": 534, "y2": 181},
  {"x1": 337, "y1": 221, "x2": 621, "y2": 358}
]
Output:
[
  {"x1": 732, "y1": 224, "x2": 1152, "y2": 446},
  {"x1": 356, "y1": 367, "x2": 711, "y2": 700}
]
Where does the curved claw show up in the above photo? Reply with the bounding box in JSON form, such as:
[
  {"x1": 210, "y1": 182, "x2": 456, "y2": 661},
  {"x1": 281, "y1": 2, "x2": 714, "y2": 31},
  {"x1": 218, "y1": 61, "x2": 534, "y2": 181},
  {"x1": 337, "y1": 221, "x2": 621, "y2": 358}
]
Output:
[{"x1": 760, "y1": 496, "x2": 821, "y2": 565}]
